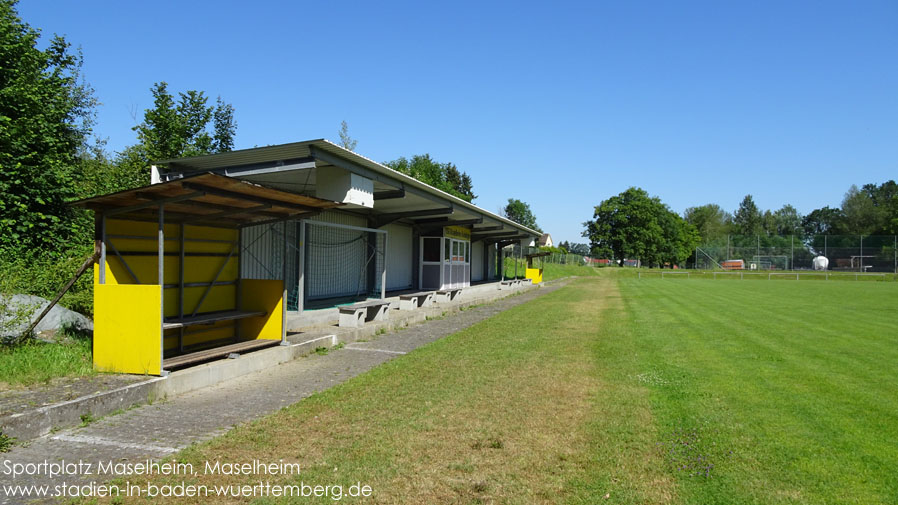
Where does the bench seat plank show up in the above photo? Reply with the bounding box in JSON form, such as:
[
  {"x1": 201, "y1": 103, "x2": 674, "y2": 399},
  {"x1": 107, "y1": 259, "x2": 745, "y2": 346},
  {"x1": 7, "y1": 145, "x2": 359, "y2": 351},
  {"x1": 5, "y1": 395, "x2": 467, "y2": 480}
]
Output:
[
  {"x1": 163, "y1": 339, "x2": 279, "y2": 369},
  {"x1": 163, "y1": 310, "x2": 266, "y2": 330}
]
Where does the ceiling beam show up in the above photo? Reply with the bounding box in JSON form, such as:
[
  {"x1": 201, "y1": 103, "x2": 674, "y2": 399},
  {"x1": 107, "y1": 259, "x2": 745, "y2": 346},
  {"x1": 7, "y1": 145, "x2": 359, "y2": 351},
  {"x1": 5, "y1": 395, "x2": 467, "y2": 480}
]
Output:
[
  {"x1": 173, "y1": 199, "x2": 285, "y2": 219},
  {"x1": 413, "y1": 216, "x2": 481, "y2": 225},
  {"x1": 238, "y1": 210, "x2": 321, "y2": 229},
  {"x1": 471, "y1": 230, "x2": 520, "y2": 241},
  {"x1": 373, "y1": 188, "x2": 405, "y2": 200},
  {"x1": 181, "y1": 204, "x2": 272, "y2": 224},
  {"x1": 368, "y1": 207, "x2": 453, "y2": 229},
  {"x1": 104, "y1": 191, "x2": 205, "y2": 217},
  {"x1": 181, "y1": 182, "x2": 320, "y2": 213},
  {"x1": 471, "y1": 225, "x2": 503, "y2": 232}
]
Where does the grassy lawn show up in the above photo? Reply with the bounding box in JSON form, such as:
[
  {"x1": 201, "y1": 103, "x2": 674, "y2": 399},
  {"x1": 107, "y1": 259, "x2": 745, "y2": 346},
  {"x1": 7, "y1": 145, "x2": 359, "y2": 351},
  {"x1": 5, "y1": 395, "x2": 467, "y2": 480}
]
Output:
[
  {"x1": 0, "y1": 335, "x2": 94, "y2": 388},
  {"x1": 114, "y1": 276, "x2": 897, "y2": 504}
]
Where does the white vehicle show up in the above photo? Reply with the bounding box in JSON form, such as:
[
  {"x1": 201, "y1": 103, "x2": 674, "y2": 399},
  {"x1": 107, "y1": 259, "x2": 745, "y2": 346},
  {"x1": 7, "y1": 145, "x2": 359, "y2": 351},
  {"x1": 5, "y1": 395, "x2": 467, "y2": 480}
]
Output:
[{"x1": 812, "y1": 255, "x2": 829, "y2": 271}]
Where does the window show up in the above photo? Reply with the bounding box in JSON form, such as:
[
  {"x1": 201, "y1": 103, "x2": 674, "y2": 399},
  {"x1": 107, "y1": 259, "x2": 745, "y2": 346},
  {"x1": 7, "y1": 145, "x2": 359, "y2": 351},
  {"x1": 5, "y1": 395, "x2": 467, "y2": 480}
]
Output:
[
  {"x1": 423, "y1": 237, "x2": 440, "y2": 262},
  {"x1": 445, "y1": 238, "x2": 451, "y2": 261}
]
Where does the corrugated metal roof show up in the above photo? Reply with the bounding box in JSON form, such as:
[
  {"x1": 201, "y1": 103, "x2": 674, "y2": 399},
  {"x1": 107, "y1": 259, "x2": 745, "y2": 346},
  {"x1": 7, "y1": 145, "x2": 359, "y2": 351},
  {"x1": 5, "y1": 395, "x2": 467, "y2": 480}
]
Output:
[{"x1": 155, "y1": 139, "x2": 540, "y2": 237}]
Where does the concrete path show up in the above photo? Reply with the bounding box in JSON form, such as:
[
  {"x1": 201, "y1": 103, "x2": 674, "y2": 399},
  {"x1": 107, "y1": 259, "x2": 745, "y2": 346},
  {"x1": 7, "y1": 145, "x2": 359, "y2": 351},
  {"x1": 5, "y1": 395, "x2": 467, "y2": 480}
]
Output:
[{"x1": 0, "y1": 281, "x2": 566, "y2": 504}]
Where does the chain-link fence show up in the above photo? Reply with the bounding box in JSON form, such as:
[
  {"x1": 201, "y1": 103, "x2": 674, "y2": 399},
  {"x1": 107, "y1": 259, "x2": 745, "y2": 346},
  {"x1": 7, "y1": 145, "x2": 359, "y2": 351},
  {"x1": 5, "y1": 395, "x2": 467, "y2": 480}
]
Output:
[
  {"x1": 498, "y1": 244, "x2": 608, "y2": 279},
  {"x1": 694, "y1": 235, "x2": 898, "y2": 272}
]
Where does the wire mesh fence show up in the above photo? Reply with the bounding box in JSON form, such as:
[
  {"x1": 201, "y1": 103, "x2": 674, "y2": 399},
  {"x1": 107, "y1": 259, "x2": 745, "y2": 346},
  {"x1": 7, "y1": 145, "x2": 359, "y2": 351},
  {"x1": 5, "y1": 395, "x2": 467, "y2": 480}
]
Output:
[
  {"x1": 305, "y1": 221, "x2": 385, "y2": 301},
  {"x1": 498, "y1": 244, "x2": 607, "y2": 279},
  {"x1": 694, "y1": 235, "x2": 898, "y2": 272}
]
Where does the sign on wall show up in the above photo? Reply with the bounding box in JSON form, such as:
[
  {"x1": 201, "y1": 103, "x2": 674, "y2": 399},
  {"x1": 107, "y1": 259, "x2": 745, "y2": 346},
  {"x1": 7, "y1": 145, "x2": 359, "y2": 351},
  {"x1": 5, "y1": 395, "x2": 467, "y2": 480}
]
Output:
[{"x1": 443, "y1": 225, "x2": 471, "y2": 241}]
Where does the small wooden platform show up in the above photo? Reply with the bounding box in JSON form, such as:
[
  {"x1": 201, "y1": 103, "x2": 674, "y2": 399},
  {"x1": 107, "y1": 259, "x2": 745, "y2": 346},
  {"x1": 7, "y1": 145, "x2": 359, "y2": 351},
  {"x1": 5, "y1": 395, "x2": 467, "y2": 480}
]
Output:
[
  {"x1": 163, "y1": 339, "x2": 280, "y2": 369},
  {"x1": 162, "y1": 310, "x2": 266, "y2": 330}
]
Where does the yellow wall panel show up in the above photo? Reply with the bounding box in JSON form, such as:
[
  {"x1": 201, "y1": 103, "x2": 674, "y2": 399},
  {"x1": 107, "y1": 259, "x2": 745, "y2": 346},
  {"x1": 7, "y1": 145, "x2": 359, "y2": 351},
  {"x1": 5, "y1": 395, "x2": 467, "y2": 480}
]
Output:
[
  {"x1": 166, "y1": 285, "x2": 236, "y2": 318},
  {"x1": 239, "y1": 279, "x2": 283, "y2": 341},
  {"x1": 163, "y1": 324, "x2": 235, "y2": 351},
  {"x1": 526, "y1": 268, "x2": 543, "y2": 284},
  {"x1": 94, "y1": 284, "x2": 162, "y2": 375}
]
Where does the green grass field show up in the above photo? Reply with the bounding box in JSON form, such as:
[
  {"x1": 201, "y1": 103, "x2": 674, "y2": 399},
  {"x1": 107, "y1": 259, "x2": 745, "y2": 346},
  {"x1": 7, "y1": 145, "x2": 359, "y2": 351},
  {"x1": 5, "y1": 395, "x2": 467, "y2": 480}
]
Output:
[
  {"x1": 0, "y1": 335, "x2": 94, "y2": 388},
  {"x1": 98, "y1": 275, "x2": 898, "y2": 504}
]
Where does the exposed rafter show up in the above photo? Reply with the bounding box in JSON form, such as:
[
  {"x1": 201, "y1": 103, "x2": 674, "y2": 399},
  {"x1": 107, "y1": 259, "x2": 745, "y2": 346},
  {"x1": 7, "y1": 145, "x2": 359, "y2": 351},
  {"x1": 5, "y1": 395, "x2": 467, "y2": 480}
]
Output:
[{"x1": 368, "y1": 207, "x2": 453, "y2": 229}]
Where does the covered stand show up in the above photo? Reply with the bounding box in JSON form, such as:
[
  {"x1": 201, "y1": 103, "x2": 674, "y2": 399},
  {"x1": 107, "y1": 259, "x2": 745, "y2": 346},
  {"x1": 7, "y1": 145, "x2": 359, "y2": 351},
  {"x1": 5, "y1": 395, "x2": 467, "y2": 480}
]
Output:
[
  {"x1": 74, "y1": 173, "x2": 340, "y2": 375},
  {"x1": 525, "y1": 251, "x2": 551, "y2": 284}
]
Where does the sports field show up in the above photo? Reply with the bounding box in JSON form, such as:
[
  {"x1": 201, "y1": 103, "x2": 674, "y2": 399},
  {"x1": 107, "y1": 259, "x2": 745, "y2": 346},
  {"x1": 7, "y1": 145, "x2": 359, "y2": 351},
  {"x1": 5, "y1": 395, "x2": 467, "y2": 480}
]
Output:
[{"x1": 119, "y1": 274, "x2": 898, "y2": 504}]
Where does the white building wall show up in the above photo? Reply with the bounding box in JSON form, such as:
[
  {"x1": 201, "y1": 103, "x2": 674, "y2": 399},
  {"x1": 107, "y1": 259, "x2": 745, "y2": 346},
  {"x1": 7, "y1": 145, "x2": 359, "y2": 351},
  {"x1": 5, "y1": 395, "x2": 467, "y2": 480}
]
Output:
[
  {"x1": 384, "y1": 223, "x2": 413, "y2": 290},
  {"x1": 471, "y1": 240, "x2": 484, "y2": 281}
]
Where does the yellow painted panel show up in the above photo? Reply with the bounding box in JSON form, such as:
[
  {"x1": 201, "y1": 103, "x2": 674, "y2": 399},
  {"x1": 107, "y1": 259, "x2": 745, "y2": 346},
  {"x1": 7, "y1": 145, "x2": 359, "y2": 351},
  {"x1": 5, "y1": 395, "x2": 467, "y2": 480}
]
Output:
[
  {"x1": 163, "y1": 323, "x2": 235, "y2": 351},
  {"x1": 94, "y1": 284, "x2": 162, "y2": 375},
  {"x1": 165, "y1": 285, "x2": 236, "y2": 318},
  {"x1": 185, "y1": 224, "x2": 237, "y2": 242},
  {"x1": 526, "y1": 268, "x2": 543, "y2": 284},
  {"x1": 239, "y1": 279, "x2": 283, "y2": 340}
]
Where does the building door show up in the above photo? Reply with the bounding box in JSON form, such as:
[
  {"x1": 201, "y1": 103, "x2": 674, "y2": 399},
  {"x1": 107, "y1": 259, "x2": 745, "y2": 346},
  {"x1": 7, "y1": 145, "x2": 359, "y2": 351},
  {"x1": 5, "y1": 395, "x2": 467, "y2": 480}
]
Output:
[{"x1": 449, "y1": 239, "x2": 470, "y2": 289}]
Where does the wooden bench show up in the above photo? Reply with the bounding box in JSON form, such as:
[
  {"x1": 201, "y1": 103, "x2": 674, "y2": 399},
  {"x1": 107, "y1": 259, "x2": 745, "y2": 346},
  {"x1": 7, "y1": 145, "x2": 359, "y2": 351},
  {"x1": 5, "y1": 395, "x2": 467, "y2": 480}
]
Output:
[
  {"x1": 162, "y1": 310, "x2": 266, "y2": 330},
  {"x1": 163, "y1": 339, "x2": 279, "y2": 370},
  {"x1": 435, "y1": 288, "x2": 462, "y2": 303},
  {"x1": 338, "y1": 300, "x2": 391, "y2": 328},
  {"x1": 399, "y1": 291, "x2": 435, "y2": 310}
]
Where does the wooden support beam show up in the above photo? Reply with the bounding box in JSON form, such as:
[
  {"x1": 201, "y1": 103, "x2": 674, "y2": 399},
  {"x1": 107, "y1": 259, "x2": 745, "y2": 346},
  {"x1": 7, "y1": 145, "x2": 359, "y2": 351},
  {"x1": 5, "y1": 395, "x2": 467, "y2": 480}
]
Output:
[
  {"x1": 104, "y1": 191, "x2": 205, "y2": 217},
  {"x1": 181, "y1": 182, "x2": 320, "y2": 212},
  {"x1": 181, "y1": 204, "x2": 272, "y2": 224}
]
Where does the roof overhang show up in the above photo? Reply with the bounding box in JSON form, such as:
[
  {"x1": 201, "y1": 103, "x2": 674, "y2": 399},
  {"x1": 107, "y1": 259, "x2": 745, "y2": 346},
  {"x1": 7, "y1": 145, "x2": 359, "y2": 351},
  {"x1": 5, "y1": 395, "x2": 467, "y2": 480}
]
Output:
[
  {"x1": 154, "y1": 139, "x2": 541, "y2": 240},
  {"x1": 72, "y1": 173, "x2": 341, "y2": 228}
]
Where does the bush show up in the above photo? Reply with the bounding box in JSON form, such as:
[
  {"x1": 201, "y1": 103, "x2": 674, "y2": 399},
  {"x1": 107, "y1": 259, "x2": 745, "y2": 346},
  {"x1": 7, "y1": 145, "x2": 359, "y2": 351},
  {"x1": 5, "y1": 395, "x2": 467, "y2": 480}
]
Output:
[{"x1": 0, "y1": 245, "x2": 94, "y2": 317}]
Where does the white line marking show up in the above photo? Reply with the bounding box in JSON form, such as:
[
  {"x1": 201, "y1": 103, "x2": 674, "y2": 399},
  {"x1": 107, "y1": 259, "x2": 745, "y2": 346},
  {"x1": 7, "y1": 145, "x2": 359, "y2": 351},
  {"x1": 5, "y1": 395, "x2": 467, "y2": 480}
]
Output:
[
  {"x1": 292, "y1": 334, "x2": 338, "y2": 347},
  {"x1": 344, "y1": 347, "x2": 407, "y2": 355},
  {"x1": 52, "y1": 434, "x2": 178, "y2": 454}
]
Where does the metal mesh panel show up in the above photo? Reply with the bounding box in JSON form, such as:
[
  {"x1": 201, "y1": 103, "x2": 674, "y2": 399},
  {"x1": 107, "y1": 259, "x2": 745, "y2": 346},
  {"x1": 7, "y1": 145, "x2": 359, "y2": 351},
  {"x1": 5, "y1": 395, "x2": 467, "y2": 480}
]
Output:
[
  {"x1": 695, "y1": 235, "x2": 898, "y2": 272},
  {"x1": 305, "y1": 221, "x2": 386, "y2": 300}
]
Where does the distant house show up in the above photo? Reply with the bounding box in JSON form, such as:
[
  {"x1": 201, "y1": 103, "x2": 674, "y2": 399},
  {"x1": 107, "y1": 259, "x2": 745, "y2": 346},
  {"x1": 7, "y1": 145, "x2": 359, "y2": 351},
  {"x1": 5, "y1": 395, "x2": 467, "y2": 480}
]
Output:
[{"x1": 538, "y1": 233, "x2": 553, "y2": 247}]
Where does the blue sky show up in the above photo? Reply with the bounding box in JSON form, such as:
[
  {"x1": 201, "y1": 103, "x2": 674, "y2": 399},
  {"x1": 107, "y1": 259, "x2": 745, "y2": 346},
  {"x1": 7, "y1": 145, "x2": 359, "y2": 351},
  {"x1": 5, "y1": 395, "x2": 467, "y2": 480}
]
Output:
[{"x1": 18, "y1": 0, "x2": 898, "y2": 244}]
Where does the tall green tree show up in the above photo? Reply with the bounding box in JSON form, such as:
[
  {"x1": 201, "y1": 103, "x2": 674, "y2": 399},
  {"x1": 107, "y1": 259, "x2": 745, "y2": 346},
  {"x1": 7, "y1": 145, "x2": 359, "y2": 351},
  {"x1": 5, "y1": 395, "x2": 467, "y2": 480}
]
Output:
[
  {"x1": 684, "y1": 204, "x2": 732, "y2": 244},
  {"x1": 502, "y1": 198, "x2": 540, "y2": 232},
  {"x1": 840, "y1": 185, "x2": 878, "y2": 235},
  {"x1": 133, "y1": 82, "x2": 236, "y2": 164},
  {"x1": 802, "y1": 206, "x2": 842, "y2": 236},
  {"x1": 0, "y1": 0, "x2": 96, "y2": 254},
  {"x1": 385, "y1": 154, "x2": 476, "y2": 202},
  {"x1": 584, "y1": 187, "x2": 698, "y2": 267},
  {"x1": 772, "y1": 204, "x2": 802, "y2": 235},
  {"x1": 733, "y1": 194, "x2": 762, "y2": 235}
]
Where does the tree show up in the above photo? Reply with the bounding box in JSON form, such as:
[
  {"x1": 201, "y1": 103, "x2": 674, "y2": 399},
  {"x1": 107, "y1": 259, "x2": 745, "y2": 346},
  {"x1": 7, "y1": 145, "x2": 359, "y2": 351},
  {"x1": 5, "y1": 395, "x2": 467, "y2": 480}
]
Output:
[
  {"x1": 385, "y1": 154, "x2": 476, "y2": 202},
  {"x1": 772, "y1": 204, "x2": 802, "y2": 235},
  {"x1": 502, "y1": 198, "x2": 540, "y2": 231},
  {"x1": 683, "y1": 204, "x2": 732, "y2": 244},
  {"x1": 213, "y1": 96, "x2": 236, "y2": 153},
  {"x1": 860, "y1": 180, "x2": 898, "y2": 234},
  {"x1": 733, "y1": 195, "x2": 762, "y2": 235},
  {"x1": 338, "y1": 120, "x2": 358, "y2": 151},
  {"x1": 566, "y1": 242, "x2": 591, "y2": 256},
  {"x1": 584, "y1": 187, "x2": 698, "y2": 267},
  {"x1": 802, "y1": 206, "x2": 842, "y2": 236},
  {"x1": 0, "y1": 0, "x2": 97, "y2": 254},
  {"x1": 133, "y1": 82, "x2": 236, "y2": 164},
  {"x1": 840, "y1": 185, "x2": 877, "y2": 235}
]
